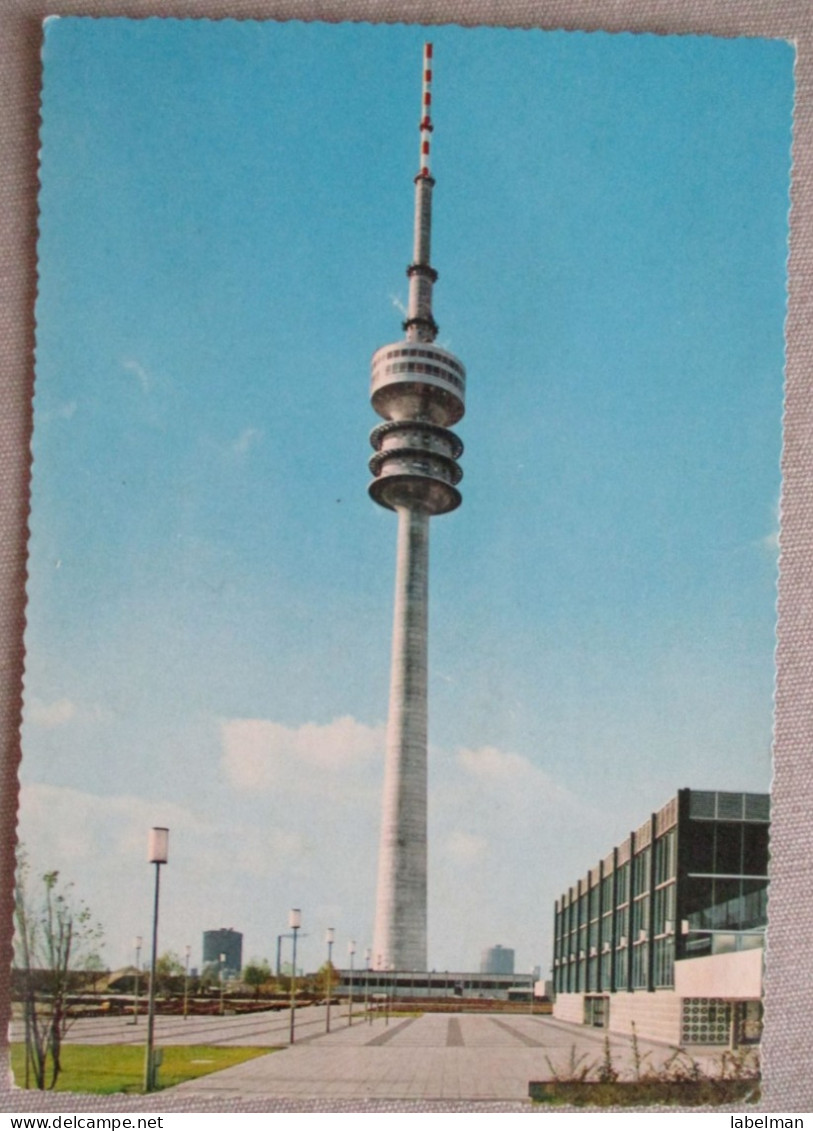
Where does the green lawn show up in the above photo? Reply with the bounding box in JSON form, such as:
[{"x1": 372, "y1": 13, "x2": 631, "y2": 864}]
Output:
[{"x1": 10, "y1": 1043, "x2": 277, "y2": 1094}]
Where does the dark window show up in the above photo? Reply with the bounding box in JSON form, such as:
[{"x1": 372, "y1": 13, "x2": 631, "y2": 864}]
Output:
[
  {"x1": 615, "y1": 863, "x2": 629, "y2": 906},
  {"x1": 632, "y1": 944, "x2": 648, "y2": 989},
  {"x1": 632, "y1": 897, "x2": 649, "y2": 935},
  {"x1": 745, "y1": 794, "x2": 770, "y2": 821},
  {"x1": 653, "y1": 937, "x2": 675, "y2": 987},
  {"x1": 689, "y1": 791, "x2": 716, "y2": 818},
  {"x1": 741, "y1": 879, "x2": 768, "y2": 929},
  {"x1": 715, "y1": 823, "x2": 742, "y2": 874},
  {"x1": 718, "y1": 793, "x2": 745, "y2": 820},
  {"x1": 587, "y1": 957, "x2": 599, "y2": 992},
  {"x1": 653, "y1": 883, "x2": 675, "y2": 935},
  {"x1": 655, "y1": 830, "x2": 676, "y2": 885},
  {"x1": 685, "y1": 876, "x2": 714, "y2": 928},
  {"x1": 602, "y1": 874, "x2": 613, "y2": 906},
  {"x1": 633, "y1": 848, "x2": 651, "y2": 896},
  {"x1": 600, "y1": 950, "x2": 612, "y2": 986},
  {"x1": 743, "y1": 824, "x2": 769, "y2": 875},
  {"x1": 711, "y1": 878, "x2": 741, "y2": 928},
  {"x1": 615, "y1": 905, "x2": 629, "y2": 940},
  {"x1": 685, "y1": 823, "x2": 715, "y2": 873},
  {"x1": 589, "y1": 884, "x2": 600, "y2": 920}
]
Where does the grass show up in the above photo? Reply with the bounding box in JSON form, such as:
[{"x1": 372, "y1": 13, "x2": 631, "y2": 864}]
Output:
[{"x1": 10, "y1": 1043, "x2": 277, "y2": 1095}]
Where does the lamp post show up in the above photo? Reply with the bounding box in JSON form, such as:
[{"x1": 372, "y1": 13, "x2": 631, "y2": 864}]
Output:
[
  {"x1": 143, "y1": 827, "x2": 168, "y2": 1093},
  {"x1": 277, "y1": 929, "x2": 308, "y2": 976},
  {"x1": 183, "y1": 945, "x2": 191, "y2": 1020},
  {"x1": 276, "y1": 933, "x2": 284, "y2": 978},
  {"x1": 288, "y1": 908, "x2": 301, "y2": 1045},
  {"x1": 219, "y1": 953, "x2": 226, "y2": 1015},
  {"x1": 347, "y1": 940, "x2": 355, "y2": 1026},
  {"x1": 132, "y1": 936, "x2": 142, "y2": 1025},
  {"x1": 325, "y1": 927, "x2": 335, "y2": 1034},
  {"x1": 365, "y1": 947, "x2": 371, "y2": 1025}
]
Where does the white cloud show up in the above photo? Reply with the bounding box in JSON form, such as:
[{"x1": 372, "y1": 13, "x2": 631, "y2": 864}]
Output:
[
  {"x1": 445, "y1": 829, "x2": 488, "y2": 862},
  {"x1": 458, "y1": 744, "x2": 532, "y2": 780},
  {"x1": 221, "y1": 715, "x2": 385, "y2": 791},
  {"x1": 17, "y1": 783, "x2": 204, "y2": 869},
  {"x1": 456, "y1": 744, "x2": 573, "y2": 805},
  {"x1": 25, "y1": 696, "x2": 77, "y2": 728},
  {"x1": 121, "y1": 357, "x2": 152, "y2": 394},
  {"x1": 232, "y1": 427, "x2": 262, "y2": 456},
  {"x1": 24, "y1": 696, "x2": 109, "y2": 730},
  {"x1": 14, "y1": 731, "x2": 599, "y2": 973},
  {"x1": 389, "y1": 293, "x2": 407, "y2": 318}
]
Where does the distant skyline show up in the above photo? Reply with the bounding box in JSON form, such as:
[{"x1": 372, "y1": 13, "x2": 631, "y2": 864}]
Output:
[{"x1": 20, "y1": 19, "x2": 792, "y2": 976}]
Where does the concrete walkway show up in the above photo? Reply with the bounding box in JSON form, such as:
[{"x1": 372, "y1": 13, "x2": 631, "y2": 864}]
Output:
[
  {"x1": 11, "y1": 1006, "x2": 736, "y2": 1103},
  {"x1": 157, "y1": 1010, "x2": 724, "y2": 1103}
]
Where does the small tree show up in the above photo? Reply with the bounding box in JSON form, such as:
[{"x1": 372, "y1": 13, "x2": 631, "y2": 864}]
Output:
[
  {"x1": 243, "y1": 958, "x2": 272, "y2": 1000},
  {"x1": 14, "y1": 854, "x2": 104, "y2": 1089},
  {"x1": 154, "y1": 951, "x2": 185, "y2": 996},
  {"x1": 312, "y1": 961, "x2": 340, "y2": 998},
  {"x1": 199, "y1": 963, "x2": 222, "y2": 993}
]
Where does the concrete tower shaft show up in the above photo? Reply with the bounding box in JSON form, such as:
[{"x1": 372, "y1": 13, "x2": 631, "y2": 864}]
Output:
[
  {"x1": 369, "y1": 44, "x2": 466, "y2": 973},
  {"x1": 372, "y1": 506, "x2": 429, "y2": 970}
]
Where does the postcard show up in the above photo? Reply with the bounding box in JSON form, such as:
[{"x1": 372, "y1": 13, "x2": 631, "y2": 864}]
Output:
[{"x1": 8, "y1": 15, "x2": 794, "y2": 1110}]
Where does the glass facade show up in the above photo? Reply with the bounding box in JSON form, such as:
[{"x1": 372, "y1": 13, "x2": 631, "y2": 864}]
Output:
[{"x1": 552, "y1": 790, "x2": 769, "y2": 995}]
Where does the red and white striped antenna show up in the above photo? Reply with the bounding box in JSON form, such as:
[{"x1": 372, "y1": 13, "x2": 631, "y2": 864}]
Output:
[{"x1": 419, "y1": 42, "x2": 433, "y2": 178}]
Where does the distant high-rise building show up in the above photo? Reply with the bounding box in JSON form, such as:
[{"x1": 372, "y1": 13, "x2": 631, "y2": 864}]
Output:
[
  {"x1": 480, "y1": 945, "x2": 515, "y2": 976},
  {"x1": 369, "y1": 43, "x2": 466, "y2": 974},
  {"x1": 202, "y1": 928, "x2": 243, "y2": 975}
]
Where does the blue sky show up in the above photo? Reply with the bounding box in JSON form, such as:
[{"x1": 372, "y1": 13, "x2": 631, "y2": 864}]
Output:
[{"x1": 21, "y1": 18, "x2": 792, "y2": 976}]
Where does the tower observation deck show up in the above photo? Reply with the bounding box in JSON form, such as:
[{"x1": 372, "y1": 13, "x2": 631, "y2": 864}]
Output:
[{"x1": 369, "y1": 44, "x2": 466, "y2": 973}]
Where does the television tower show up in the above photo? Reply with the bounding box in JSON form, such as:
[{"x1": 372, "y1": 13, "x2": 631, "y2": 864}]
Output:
[{"x1": 369, "y1": 43, "x2": 466, "y2": 973}]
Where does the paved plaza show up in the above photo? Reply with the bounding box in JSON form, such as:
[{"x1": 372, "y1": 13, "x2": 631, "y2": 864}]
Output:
[{"x1": 12, "y1": 1007, "x2": 734, "y2": 1102}]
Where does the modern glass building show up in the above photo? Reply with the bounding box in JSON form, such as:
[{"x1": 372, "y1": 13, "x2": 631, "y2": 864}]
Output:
[
  {"x1": 552, "y1": 789, "x2": 768, "y2": 1046},
  {"x1": 202, "y1": 928, "x2": 243, "y2": 977},
  {"x1": 480, "y1": 945, "x2": 515, "y2": 975}
]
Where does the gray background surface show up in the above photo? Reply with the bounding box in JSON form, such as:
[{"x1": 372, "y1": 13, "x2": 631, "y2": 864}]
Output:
[{"x1": 0, "y1": 0, "x2": 810, "y2": 1113}]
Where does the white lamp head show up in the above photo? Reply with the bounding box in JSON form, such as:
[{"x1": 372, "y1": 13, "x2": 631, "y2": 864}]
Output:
[{"x1": 148, "y1": 827, "x2": 169, "y2": 864}]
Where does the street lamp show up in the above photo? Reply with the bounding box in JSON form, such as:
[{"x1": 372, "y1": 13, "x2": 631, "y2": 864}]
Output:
[
  {"x1": 219, "y1": 953, "x2": 226, "y2": 1016},
  {"x1": 365, "y1": 947, "x2": 371, "y2": 1025},
  {"x1": 143, "y1": 826, "x2": 168, "y2": 1093},
  {"x1": 183, "y1": 945, "x2": 191, "y2": 1020},
  {"x1": 132, "y1": 936, "x2": 142, "y2": 1025},
  {"x1": 347, "y1": 940, "x2": 356, "y2": 1026},
  {"x1": 325, "y1": 927, "x2": 335, "y2": 1034},
  {"x1": 288, "y1": 908, "x2": 301, "y2": 1045}
]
